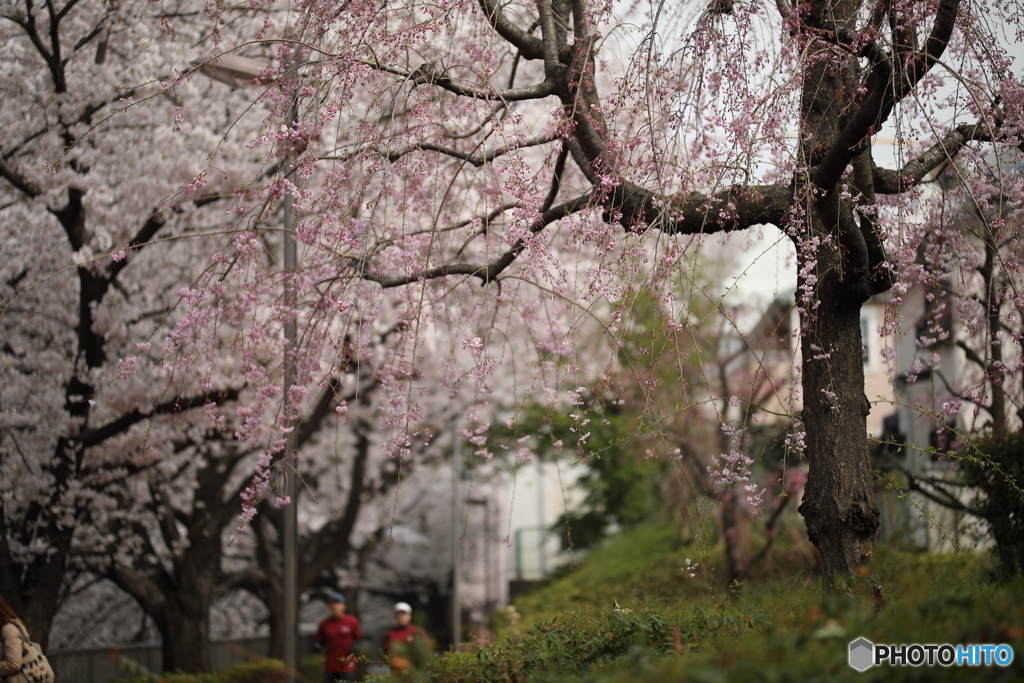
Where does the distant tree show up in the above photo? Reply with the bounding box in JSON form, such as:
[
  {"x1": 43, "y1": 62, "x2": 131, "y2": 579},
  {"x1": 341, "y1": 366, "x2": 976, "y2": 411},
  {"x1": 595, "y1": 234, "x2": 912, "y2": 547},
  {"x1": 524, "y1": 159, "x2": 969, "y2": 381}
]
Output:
[
  {"x1": 0, "y1": 0, "x2": 269, "y2": 648},
  {"x1": 892, "y1": 151, "x2": 1024, "y2": 576}
]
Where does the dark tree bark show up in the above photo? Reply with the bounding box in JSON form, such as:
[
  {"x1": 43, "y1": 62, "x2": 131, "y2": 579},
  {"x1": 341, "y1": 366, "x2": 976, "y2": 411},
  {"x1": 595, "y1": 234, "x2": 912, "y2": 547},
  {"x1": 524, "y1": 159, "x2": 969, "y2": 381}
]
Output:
[{"x1": 102, "y1": 439, "x2": 248, "y2": 673}]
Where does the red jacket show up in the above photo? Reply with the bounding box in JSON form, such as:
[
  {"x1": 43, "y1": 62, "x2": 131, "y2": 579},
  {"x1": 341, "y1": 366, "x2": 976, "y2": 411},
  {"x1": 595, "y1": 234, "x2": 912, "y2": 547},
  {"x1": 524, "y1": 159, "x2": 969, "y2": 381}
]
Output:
[
  {"x1": 315, "y1": 613, "x2": 364, "y2": 673},
  {"x1": 383, "y1": 623, "x2": 429, "y2": 655}
]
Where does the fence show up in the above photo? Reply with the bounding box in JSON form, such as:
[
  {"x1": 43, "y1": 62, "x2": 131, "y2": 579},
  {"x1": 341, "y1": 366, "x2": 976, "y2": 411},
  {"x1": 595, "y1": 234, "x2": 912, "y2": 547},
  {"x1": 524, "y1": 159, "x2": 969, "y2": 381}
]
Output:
[{"x1": 49, "y1": 635, "x2": 315, "y2": 683}]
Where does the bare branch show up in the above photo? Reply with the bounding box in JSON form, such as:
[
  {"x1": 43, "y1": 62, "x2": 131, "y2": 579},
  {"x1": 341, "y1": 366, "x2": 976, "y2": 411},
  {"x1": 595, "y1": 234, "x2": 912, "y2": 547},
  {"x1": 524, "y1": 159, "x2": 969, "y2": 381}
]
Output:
[
  {"x1": 0, "y1": 157, "x2": 42, "y2": 198},
  {"x1": 477, "y1": 0, "x2": 545, "y2": 61},
  {"x1": 874, "y1": 123, "x2": 991, "y2": 194}
]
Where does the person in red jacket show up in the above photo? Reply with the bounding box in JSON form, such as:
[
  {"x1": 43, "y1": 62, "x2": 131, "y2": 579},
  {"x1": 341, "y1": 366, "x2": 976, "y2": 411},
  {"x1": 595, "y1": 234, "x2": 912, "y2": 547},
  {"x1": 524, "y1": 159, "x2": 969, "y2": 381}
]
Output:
[
  {"x1": 382, "y1": 602, "x2": 431, "y2": 672},
  {"x1": 315, "y1": 592, "x2": 364, "y2": 682}
]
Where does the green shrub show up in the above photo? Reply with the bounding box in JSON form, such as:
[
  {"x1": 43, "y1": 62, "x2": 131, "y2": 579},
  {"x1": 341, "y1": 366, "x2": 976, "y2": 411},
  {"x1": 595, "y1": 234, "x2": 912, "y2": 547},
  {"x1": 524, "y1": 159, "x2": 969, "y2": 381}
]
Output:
[{"x1": 960, "y1": 432, "x2": 1024, "y2": 577}]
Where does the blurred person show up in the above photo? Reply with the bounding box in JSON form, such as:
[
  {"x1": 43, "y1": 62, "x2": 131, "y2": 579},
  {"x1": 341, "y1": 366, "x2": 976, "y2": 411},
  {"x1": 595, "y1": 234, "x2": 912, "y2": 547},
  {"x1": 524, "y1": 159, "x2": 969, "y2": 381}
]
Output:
[
  {"x1": 314, "y1": 592, "x2": 364, "y2": 682},
  {"x1": 0, "y1": 596, "x2": 28, "y2": 683},
  {"x1": 382, "y1": 602, "x2": 431, "y2": 672}
]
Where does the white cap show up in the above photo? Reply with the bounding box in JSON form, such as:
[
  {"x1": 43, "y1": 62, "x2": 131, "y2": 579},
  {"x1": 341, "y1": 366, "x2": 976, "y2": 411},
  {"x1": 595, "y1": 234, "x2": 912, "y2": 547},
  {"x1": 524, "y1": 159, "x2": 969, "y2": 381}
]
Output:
[{"x1": 394, "y1": 602, "x2": 412, "y2": 614}]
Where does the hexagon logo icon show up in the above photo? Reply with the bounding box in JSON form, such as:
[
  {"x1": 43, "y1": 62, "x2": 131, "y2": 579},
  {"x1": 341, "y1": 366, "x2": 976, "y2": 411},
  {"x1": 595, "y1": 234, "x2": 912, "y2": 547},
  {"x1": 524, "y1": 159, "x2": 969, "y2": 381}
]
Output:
[{"x1": 849, "y1": 637, "x2": 874, "y2": 671}]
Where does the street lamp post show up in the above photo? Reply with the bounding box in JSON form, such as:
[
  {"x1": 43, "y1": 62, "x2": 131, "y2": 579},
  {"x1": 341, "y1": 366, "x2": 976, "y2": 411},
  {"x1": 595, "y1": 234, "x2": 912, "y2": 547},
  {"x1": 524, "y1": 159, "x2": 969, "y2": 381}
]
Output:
[
  {"x1": 451, "y1": 417, "x2": 461, "y2": 651},
  {"x1": 283, "y1": 188, "x2": 298, "y2": 683},
  {"x1": 197, "y1": 52, "x2": 300, "y2": 682}
]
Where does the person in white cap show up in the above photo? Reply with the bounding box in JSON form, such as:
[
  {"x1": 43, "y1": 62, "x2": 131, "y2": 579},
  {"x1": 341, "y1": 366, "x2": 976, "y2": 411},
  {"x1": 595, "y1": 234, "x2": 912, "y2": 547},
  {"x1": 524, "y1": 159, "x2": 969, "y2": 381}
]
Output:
[{"x1": 382, "y1": 602, "x2": 430, "y2": 672}]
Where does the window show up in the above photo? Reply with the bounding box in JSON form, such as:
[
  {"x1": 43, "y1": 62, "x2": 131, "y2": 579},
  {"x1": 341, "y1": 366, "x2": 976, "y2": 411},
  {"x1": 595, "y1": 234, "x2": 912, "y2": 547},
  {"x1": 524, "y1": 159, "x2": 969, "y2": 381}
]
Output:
[{"x1": 860, "y1": 307, "x2": 878, "y2": 372}]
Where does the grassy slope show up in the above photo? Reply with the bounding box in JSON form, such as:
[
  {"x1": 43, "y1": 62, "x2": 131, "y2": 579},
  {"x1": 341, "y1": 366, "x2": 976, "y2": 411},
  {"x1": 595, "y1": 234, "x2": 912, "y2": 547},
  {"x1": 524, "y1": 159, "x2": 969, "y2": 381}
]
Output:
[{"x1": 430, "y1": 524, "x2": 1024, "y2": 682}]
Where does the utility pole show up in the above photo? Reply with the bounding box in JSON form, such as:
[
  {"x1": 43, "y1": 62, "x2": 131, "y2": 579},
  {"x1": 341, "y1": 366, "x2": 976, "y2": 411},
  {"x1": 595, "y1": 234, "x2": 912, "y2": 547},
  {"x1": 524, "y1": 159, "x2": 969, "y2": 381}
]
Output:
[
  {"x1": 281, "y1": 49, "x2": 300, "y2": 683},
  {"x1": 195, "y1": 49, "x2": 301, "y2": 681},
  {"x1": 283, "y1": 186, "x2": 298, "y2": 682},
  {"x1": 451, "y1": 417, "x2": 461, "y2": 651}
]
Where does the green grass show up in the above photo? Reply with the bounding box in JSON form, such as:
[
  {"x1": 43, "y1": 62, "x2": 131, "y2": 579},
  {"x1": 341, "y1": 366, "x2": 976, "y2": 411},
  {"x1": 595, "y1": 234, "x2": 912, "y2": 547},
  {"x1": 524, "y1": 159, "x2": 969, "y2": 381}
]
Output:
[
  {"x1": 512, "y1": 521, "x2": 821, "y2": 628},
  {"x1": 512, "y1": 524, "x2": 706, "y2": 626},
  {"x1": 419, "y1": 524, "x2": 1024, "y2": 682}
]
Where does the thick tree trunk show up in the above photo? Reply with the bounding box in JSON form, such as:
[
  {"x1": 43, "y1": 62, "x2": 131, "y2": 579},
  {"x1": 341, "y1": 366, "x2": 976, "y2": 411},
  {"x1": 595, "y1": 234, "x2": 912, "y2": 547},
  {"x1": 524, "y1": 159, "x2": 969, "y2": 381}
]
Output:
[
  {"x1": 0, "y1": 439, "x2": 82, "y2": 650},
  {"x1": 792, "y1": 0, "x2": 882, "y2": 585},
  {"x1": 266, "y1": 594, "x2": 286, "y2": 659},
  {"x1": 160, "y1": 544, "x2": 217, "y2": 672},
  {"x1": 108, "y1": 539, "x2": 218, "y2": 673},
  {"x1": 797, "y1": 281, "x2": 880, "y2": 583},
  {"x1": 161, "y1": 597, "x2": 213, "y2": 674},
  {"x1": 4, "y1": 541, "x2": 70, "y2": 651}
]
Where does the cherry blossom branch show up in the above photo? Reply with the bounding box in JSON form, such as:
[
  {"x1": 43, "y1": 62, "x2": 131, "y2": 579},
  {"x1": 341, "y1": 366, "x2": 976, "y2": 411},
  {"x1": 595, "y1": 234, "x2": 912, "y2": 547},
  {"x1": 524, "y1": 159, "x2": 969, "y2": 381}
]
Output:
[
  {"x1": 445, "y1": 202, "x2": 520, "y2": 234},
  {"x1": 0, "y1": 156, "x2": 41, "y2": 198},
  {"x1": 536, "y1": 0, "x2": 563, "y2": 77},
  {"x1": 602, "y1": 182, "x2": 791, "y2": 236},
  {"x1": 106, "y1": 212, "x2": 168, "y2": 280},
  {"x1": 910, "y1": 0, "x2": 961, "y2": 92},
  {"x1": 352, "y1": 193, "x2": 593, "y2": 288},
  {"x1": 477, "y1": 0, "x2": 546, "y2": 61},
  {"x1": 365, "y1": 60, "x2": 557, "y2": 102},
  {"x1": 540, "y1": 141, "x2": 569, "y2": 214},
  {"x1": 80, "y1": 388, "x2": 241, "y2": 450},
  {"x1": 5, "y1": 0, "x2": 64, "y2": 92},
  {"x1": 383, "y1": 133, "x2": 560, "y2": 167}
]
